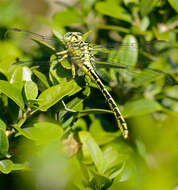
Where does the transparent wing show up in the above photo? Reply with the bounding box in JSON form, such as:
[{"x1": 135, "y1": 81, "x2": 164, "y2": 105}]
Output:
[
  {"x1": 5, "y1": 29, "x2": 177, "y2": 87},
  {"x1": 5, "y1": 28, "x2": 65, "y2": 52},
  {"x1": 92, "y1": 34, "x2": 177, "y2": 88},
  {"x1": 95, "y1": 60, "x2": 178, "y2": 88},
  {"x1": 93, "y1": 39, "x2": 176, "y2": 56}
]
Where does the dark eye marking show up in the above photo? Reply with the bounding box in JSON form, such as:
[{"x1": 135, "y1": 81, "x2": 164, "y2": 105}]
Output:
[
  {"x1": 64, "y1": 32, "x2": 72, "y2": 38},
  {"x1": 77, "y1": 32, "x2": 82, "y2": 36}
]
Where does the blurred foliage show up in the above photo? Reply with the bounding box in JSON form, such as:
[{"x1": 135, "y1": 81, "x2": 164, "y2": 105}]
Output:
[{"x1": 0, "y1": 0, "x2": 178, "y2": 189}]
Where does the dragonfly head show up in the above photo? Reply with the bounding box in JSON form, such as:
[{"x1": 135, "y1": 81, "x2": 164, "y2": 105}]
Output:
[{"x1": 63, "y1": 32, "x2": 83, "y2": 43}]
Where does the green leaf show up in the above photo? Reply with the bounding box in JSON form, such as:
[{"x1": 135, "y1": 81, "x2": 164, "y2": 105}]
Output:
[
  {"x1": 109, "y1": 163, "x2": 125, "y2": 179},
  {"x1": 9, "y1": 66, "x2": 32, "y2": 84},
  {"x1": 0, "y1": 159, "x2": 13, "y2": 174},
  {"x1": 0, "y1": 160, "x2": 27, "y2": 174},
  {"x1": 11, "y1": 163, "x2": 27, "y2": 171},
  {"x1": 24, "y1": 81, "x2": 38, "y2": 100},
  {"x1": 0, "y1": 116, "x2": 8, "y2": 158},
  {"x1": 37, "y1": 80, "x2": 81, "y2": 111},
  {"x1": 58, "y1": 96, "x2": 84, "y2": 120},
  {"x1": 123, "y1": 98, "x2": 163, "y2": 118},
  {"x1": 22, "y1": 122, "x2": 63, "y2": 143},
  {"x1": 79, "y1": 131, "x2": 95, "y2": 164},
  {"x1": 73, "y1": 118, "x2": 87, "y2": 131},
  {"x1": 0, "y1": 57, "x2": 16, "y2": 76},
  {"x1": 58, "y1": 86, "x2": 90, "y2": 120},
  {"x1": 0, "y1": 42, "x2": 22, "y2": 60},
  {"x1": 13, "y1": 120, "x2": 36, "y2": 140},
  {"x1": 32, "y1": 69, "x2": 49, "y2": 88},
  {"x1": 49, "y1": 58, "x2": 72, "y2": 84},
  {"x1": 124, "y1": 0, "x2": 139, "y2": 5},
  {"x1": 0, "y1": 80, "x2": 24, "y2": 109},
  {"x1": 0, "y1": 118, "x2": 6, "y2": 130},
  {"x1": 86, "y1": 137, "x2": 106, "y2": 174},
  {"x1": 140, "y1": 16, "x2": 150, "y2": 31},
  {"x1": 95, "y1": 1, "x2": 132, "y2": 23},
  {"x1": 90, "y1": 172, "x2": 112, "y2": 189},
  {"x1": 168, "y1": 0, "x2": 178, "y2": 12},
  {"x1": 97, "y1": 24, "x2": 130, "y2": 33},
  {"x1": 89, "y1": 117, "x2": 121, "y2": 145},
  {"x1": 0, "y1": 128, "x2": 9, "y2": 157},
  {"x1": 103, "y1": 145, "x2": 125, "y2": 176},
  {"x1": 53, "y1": 9, "x2": 83, "y2": 27},
  {"x1": 140, "y1": 0, "x2": 160, "y2": 17},
  {"x1": 135, "y1": 140, "x2": 146, "y2": 159},
  {"x1": 79, "y1": 131, "x2": 106, "y2": 173},
  {"x1": 82, "y1": 0, "x2": 96, "y2": 9}
]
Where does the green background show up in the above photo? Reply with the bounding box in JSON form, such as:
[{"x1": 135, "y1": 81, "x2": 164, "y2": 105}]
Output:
[{"x1": 0, "y1": 0, "x2": 178, "y2": 189}]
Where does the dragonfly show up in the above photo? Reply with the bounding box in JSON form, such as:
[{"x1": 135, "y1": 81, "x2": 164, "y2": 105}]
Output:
[{"x1": 6, "y1": 28, "x2": 177, "y2": 139}]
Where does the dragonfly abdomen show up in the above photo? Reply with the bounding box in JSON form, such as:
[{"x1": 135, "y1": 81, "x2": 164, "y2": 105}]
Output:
[{"x1": 85, "y1": 65, "x2": 128, "y2": 139}]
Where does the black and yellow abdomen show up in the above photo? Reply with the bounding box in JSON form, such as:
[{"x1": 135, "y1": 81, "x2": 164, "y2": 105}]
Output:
[{"x1": 63, "y1": 32, "x2": 128, "y2": 139}]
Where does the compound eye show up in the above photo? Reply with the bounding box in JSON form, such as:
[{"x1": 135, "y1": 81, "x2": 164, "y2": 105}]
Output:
[
  {"x1": 65, "y1": 32, "x2": 72, "y2": 37},
  {"x1": 77, "y1": 32, "x2": 82, "y2": 36}
]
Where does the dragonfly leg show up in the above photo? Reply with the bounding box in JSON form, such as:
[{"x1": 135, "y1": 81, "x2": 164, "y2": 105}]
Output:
[
  {"x1": 56, "y1": 50, "x2": 68, "y2": 55},
  {"x1": 57, "y1": 54, "x2": 68, "y2": 62},
  {"x1": 72, "y1": 63, "x2": 76, "y2": 78}
]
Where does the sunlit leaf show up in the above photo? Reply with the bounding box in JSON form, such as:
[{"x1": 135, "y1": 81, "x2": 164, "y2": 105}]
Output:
[
  {"x1": 0, "y1": 119, "x2": 9, "y2": 157},
  {"x1": 140, "y1": 0, "x2": 160, "y2": 16},
  {"x1": 37, "y1": 80, "x2": 81, "y2": 111},
  {"x1": 0, "y1": 57, "x2": 17, "y2": 76},
  {"x1": 123, "y1": 98, "x2": 163, "y2": 118},
  {"x1": 79, "y1": 131, "x2": 106, "y2": 174},
  {"x1": 32, "y1": 69, "x2": 49, "y2": 88},
  {"x1": 9, "y1": 66, "x2": 32, "y2": 84},
  {"x1": 103, "y1": 144, "x2": 126, "y2": 175},
  {"x1": 11, "y1": 163, "x2": 27, "y2": 171},
  {"x1": 109, "y1": 163, "x2": 125, "y2": 179},
  {"x1": 49, "y1": 57, "x2": 72, "y2": 84},
  {"x1": 79, "y1": 131, "x2": 94, "y2": 164},
  {"x1": 168, "y1": 0, "x2": 178, "y2": 12},
  {"x1": 95, "y1": 1, "x2": 132, "y2": 22},
  {"x1": 0, "y1": 160, "x2": 13, "y2": 174},
  {"x1": 97, "y1": 24, "x2": 130, "y2": 33},
  {"x1": 22, "y1": 122, "x2": 63, "y2": 143},
  {"x1": 86, "y1": 137, "x2": 106, "y2": 174},
  {"x1": 53, "y1": 9, "x2": 83, "y2": 27},
  {"x1": 89, "y1": 117, "x2": 121, "y2": 145},
  {"x1": 0, "y1": 42, "x2": 22, "y2": 60},
  {"x1": 0, "y1": 80, "x2": 24, "y2": 109},
  {"x1": 0, "y1": 160, "x2": 27, "y2": 174},
  {"x1": 0, "y1": 129, "x2": 9, "y2": 157},
  {"x1": 24, "y1": 81, "x2": 38, "y2": 100}
]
